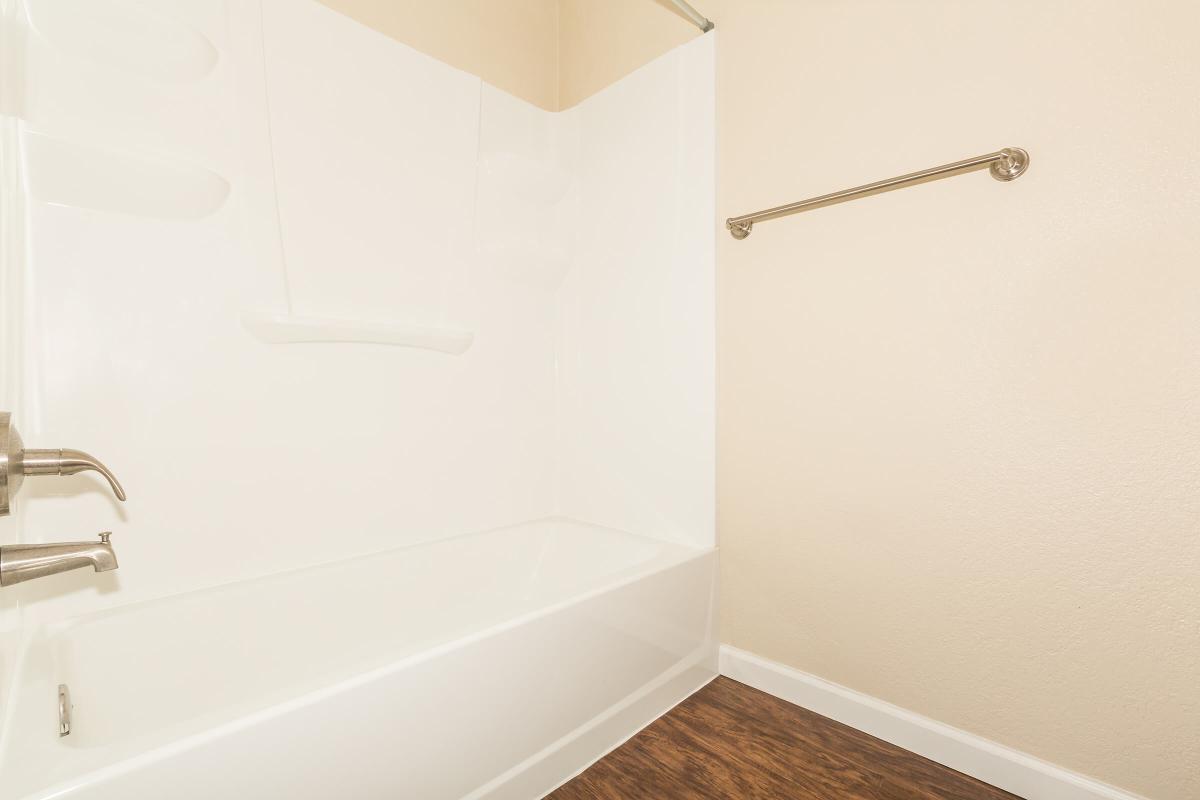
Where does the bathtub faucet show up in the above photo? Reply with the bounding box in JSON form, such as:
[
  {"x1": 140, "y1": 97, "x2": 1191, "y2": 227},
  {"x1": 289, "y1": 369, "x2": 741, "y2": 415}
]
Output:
[{"x1": 0, "y1": 533, "x2": 118, "y2": 587}]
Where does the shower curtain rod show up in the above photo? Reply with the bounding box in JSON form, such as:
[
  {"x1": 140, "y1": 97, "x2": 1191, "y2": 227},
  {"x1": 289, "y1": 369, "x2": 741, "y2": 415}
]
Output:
[
  {"x1": 725, "y1": 147, "x2": 1030, "y2": 239},
  {"x1": 668, "y1": 0, "x2": 714, "y2": 32}
]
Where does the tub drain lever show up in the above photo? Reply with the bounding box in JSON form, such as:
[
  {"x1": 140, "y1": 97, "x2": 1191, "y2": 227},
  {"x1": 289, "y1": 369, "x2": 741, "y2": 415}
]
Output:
[{"x1": 58, "y1": 684, "x2": 71, "y2": 737}]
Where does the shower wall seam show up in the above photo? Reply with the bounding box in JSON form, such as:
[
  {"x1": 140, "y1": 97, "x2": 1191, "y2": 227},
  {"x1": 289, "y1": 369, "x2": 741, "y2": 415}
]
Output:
[{"x1": 253, "y1": 0, "x2": 295, "y2": 314}]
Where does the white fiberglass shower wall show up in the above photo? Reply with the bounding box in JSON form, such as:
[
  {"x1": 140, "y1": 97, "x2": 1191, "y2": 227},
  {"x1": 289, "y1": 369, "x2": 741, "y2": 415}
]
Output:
[{"x1": 0, "y1": 1, "x2": 715, "y2": 798}]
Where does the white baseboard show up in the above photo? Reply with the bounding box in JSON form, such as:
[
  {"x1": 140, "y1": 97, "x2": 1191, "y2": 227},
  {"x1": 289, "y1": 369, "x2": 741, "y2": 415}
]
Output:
[{"x1": 719, "y1": 646, "x2": 1146, "y2": 800}]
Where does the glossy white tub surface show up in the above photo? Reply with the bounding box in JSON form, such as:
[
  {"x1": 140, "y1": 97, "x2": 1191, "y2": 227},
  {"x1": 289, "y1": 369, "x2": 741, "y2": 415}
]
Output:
[{"x1": 0, "y1": 519, "x2": 717, "y2": 799}]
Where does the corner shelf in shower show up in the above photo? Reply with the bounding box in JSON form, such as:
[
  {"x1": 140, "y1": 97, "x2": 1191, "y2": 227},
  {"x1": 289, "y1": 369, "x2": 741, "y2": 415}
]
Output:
[{"x1": 242, "y1": 312, "x2": 474, "y2": 355}]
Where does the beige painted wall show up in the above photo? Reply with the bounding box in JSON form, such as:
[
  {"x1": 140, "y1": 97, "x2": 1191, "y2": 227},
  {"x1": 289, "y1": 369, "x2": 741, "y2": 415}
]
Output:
[
  {"x1": 557, "y1": 0, "x2": 698, "y2": 109},
  {"x1": 317, "y1": 0, "x2": 560, "y2": 109},
  {"x1": 702, "y1": 2, "x2": 1198, "y2": 799},
  {"x1": 317, "y1": 0, "x2": 700, "y2": 110}
]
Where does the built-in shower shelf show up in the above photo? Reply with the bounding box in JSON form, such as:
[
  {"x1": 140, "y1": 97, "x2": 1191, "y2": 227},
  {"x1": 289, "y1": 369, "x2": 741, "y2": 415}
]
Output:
[
  {"x1": 242, "y1": 312, "x2": 474, "y2": 355},
  {"x1": 24, "y1": 132, "x2": 230, "y2": 219}
]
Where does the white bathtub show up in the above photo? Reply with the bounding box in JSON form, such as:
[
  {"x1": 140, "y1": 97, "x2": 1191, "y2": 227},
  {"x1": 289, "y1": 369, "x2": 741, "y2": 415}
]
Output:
[{"x1": 0, "y1": 519, "x2": 717, "y2": 799}]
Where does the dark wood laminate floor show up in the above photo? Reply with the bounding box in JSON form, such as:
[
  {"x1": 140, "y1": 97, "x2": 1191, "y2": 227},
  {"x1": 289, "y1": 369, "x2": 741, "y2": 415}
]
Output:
[{"x1": 547, "y1": 677, "x2": 1022, "y2": 800}]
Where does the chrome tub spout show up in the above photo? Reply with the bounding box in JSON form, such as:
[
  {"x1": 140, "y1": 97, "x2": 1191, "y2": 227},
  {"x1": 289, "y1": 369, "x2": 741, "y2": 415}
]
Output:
[{"x1": 0, "y1": 533, "x2": 118, "y2": 587}]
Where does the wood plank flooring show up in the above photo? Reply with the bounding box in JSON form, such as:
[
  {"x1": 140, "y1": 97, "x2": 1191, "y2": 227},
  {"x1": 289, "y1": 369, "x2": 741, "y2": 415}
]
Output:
[{"x1": 547, "y1": 677, "x2": 1021, "y2": 800}]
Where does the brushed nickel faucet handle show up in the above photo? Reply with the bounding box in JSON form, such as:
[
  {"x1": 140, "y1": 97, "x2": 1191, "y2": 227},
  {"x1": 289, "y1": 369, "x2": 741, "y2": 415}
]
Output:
[
  {"x1": 0, "y1": 412, "x2": 127, "y2": 516},
  {"x1": 20, "y1": 449, "x2": 127, "y2": 501}
]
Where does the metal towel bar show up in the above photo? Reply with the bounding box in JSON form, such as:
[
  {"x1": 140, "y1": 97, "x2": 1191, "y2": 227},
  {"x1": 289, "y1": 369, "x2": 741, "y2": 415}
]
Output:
[
  {"x1": 725, "y1": 148, "x2": 1030, "y2": 240},
  {"x1": 668, "y1": 0, "x2": 713, "y2": 32}
]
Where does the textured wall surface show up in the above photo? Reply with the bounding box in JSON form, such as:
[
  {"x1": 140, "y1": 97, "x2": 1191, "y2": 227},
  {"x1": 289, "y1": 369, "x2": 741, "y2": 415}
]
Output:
[{"x1": 711, "y1": 2, "x2": 1200, "y2": 798}]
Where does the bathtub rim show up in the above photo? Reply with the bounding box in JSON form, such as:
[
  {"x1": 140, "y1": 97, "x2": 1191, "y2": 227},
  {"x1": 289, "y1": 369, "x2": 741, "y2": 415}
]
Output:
[
  {"x1": 3, "y1": 523, "x2": 715, "y2": 800},
  {"x1": 27, "y1": 514, "x2": 702, "y2": 641}
]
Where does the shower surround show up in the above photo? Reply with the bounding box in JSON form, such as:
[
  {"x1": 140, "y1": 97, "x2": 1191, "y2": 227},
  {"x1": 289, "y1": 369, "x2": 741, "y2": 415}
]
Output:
[{"x1": 0, "y1": 1, "x2": 716, "y2": 797}]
